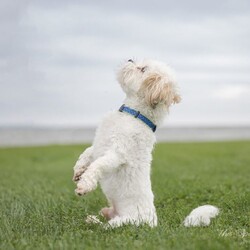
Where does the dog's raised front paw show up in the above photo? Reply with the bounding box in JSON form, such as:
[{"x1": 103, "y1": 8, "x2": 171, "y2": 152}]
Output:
[
  {"x1": 73, "y1": 162, "x2": 89, "y2": 182},
  {"x1": 74, "y1": 176, "x2": 97, "y2": 196},
  {"x1": 75, "y1": 185, "x2": 87, "y2": 196},
  {"x1": 73, "y1": 168, "x2": 86, "y2": 182}
]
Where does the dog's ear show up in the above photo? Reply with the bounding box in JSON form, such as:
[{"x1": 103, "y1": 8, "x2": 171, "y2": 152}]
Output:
[
  {"x1": 140, "y1": 73, "x2": 163, "y2": 109},
  {"x1": 141, "y1": 73, "x2": 181, "y2": 108},
  {"x1": 173, "y1": 92, "x2": 182, "y2": 104}
]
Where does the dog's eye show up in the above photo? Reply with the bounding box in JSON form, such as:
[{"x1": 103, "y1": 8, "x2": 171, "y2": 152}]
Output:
[{"x1": 141, "y1": 67, "x2": 147, "y2": 73}]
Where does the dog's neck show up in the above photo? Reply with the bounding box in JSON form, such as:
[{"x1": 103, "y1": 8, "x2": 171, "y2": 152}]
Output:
[{"x1": 123, "y1": 96, "x2": 168, "y2": 126}]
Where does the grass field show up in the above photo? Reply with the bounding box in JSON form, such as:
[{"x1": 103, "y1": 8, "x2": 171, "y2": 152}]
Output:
[{"x1": 0, "y1": 141, "x2": 249, "y2": 250}]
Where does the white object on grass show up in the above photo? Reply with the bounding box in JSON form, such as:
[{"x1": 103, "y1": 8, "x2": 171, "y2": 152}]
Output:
[
  {"x1": 85, "y1": 215, "x2": 102, "y2": 224},
  {"x1": 183, "y1": 205, "x2": 219, "y2": 227}
]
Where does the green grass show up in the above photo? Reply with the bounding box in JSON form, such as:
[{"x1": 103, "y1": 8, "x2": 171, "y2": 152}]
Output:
[{"x1": 0, "y1": 141, "x2": 249, "y2": 250}]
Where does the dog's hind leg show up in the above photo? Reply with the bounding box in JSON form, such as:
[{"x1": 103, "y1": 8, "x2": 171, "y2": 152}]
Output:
[
  {"x1": 104, "y1": 216, "x2": 138, "y2": 228},
  {"x1": 104, "y1": 210, "x2": 158, "y2": 228},
  {"x1": 100, "y1": 207, "x2": 116, "y2": 220}
]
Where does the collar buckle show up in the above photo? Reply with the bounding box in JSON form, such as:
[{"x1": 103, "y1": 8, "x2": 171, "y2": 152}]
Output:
[
  {"x1": 134, "y1": 111, "x2": 140, "y2": 118},
  {"x1": 119, "y1": 104, "x2": 125, "y2": 112}
]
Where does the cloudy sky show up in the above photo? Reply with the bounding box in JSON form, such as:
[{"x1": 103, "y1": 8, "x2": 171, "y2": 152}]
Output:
[{"x1": 1, "y1": 0, "x2": 250, "y2": 127}]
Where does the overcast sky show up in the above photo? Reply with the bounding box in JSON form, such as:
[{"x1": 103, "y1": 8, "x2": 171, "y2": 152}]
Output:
[{"x1": 0, "y1": 0, "x2": 250, "y2": 127}]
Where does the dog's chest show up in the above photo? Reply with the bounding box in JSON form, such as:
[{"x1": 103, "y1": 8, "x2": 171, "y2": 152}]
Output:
[{"x1": 92, "y1": 111, "x2": 155, "y2": 160}]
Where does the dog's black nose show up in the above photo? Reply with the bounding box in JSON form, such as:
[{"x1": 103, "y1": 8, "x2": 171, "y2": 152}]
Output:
[{"x1": 128, "y1": 59, "x2": 134, "y2": 63}]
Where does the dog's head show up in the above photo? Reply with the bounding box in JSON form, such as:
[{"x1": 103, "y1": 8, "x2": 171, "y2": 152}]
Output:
[{"x1": 117, "y1": 59, "x2": 181, "y2": 109}]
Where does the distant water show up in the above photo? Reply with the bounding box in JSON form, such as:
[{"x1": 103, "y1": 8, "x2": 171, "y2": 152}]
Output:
[{"x1": 0, "y1": 126, "x2": 250, "y2": 147}]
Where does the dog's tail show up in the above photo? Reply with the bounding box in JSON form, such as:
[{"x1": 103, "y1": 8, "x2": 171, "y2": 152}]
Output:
[{"x1": 183, "y1": 205, "x2": 219, "y2": 227}]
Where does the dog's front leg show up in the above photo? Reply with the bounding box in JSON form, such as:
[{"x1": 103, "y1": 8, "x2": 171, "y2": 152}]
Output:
[
  {"x1": 73, "y1": 146, "x2": 94, "y2": 182},
  {"x1": 75, "y1": 150, "x2": 124, "y2": 196}
]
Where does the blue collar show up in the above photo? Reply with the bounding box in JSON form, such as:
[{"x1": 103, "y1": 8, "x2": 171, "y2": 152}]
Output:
[{"x1": 119, "y1": 104, "x2": 157, "y2": 132}]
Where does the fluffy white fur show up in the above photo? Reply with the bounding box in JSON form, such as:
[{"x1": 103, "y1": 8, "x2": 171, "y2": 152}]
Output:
[
  {"x1": 73, "y1": 59, "x2": 181, "y2": 228},
  {"x1": 183, "y1": 205, "x2": 219, "y2": 227}
]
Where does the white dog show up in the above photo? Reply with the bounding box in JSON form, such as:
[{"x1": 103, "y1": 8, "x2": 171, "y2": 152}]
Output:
[{"x1": 73, "y1": 59, "x2": 181, "y2": 228}]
